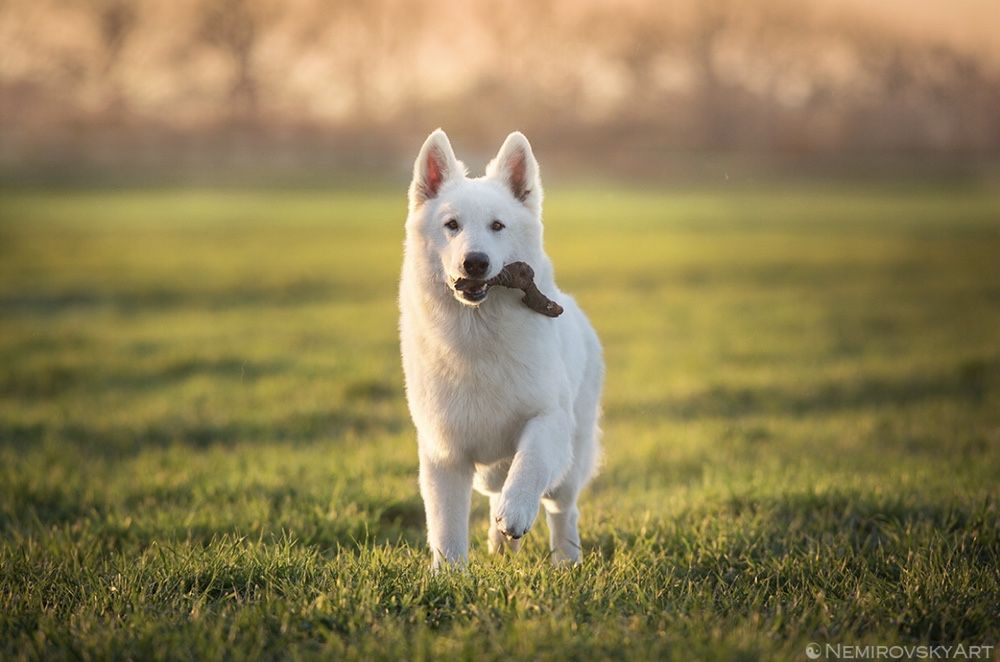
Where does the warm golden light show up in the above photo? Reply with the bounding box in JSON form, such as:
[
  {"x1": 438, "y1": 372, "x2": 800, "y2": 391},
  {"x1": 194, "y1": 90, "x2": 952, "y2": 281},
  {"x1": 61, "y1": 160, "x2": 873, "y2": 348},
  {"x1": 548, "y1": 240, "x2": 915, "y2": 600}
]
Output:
[{"x1": 1, "y1": 0, "x2": 997, "y2": 180}]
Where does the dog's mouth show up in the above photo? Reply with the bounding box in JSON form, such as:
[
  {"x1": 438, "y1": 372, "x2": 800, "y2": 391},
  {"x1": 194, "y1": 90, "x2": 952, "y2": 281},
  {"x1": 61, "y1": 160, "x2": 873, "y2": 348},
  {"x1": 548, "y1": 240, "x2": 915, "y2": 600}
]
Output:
[{"x1": 452, "y1": 277, "x2": 489, "y2": 304}]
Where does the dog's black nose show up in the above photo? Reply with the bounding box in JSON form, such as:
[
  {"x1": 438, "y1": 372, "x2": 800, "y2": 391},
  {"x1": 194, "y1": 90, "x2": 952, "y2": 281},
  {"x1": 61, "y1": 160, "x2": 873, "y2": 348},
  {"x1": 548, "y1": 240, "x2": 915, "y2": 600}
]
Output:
[{"x1": 463, "y1": 252, "x2": 490, "y2": 278}]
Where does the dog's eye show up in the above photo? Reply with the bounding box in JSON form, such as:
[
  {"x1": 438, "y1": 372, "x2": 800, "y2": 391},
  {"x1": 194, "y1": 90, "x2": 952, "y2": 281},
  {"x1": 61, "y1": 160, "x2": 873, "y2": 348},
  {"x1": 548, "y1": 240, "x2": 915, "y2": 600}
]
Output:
[
  {"x1": 491, "y1": 220, "x2": 505, "y2": 232},
  {"x1": 444, "y1": 219, "x2": 459, "y2": 231}
]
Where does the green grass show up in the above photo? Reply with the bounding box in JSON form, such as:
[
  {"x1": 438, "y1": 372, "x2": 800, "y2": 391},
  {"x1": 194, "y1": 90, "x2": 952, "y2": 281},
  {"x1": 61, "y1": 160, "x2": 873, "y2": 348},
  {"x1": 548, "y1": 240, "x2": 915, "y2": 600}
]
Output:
[{"x1": 1, "y1": 183, "x2": 998, "y2": 660}]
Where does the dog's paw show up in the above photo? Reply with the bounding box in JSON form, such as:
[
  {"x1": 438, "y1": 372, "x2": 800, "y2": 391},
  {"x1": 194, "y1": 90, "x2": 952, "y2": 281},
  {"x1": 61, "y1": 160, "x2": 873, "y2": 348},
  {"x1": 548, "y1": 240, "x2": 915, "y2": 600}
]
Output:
[
  {"x1": 494, "y1": 493, "x2": 539, "y2": 540},
  {"x1": 550, "y1": 546, "x2": 581, "y2": 566},
  {"x1": 430, "y1": 558, "x2": 466, "y2": 574}
]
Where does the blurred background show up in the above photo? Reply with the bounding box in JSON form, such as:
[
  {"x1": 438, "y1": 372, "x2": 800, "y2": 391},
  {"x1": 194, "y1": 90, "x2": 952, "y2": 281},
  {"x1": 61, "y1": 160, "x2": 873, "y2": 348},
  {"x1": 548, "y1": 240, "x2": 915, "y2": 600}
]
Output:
[{"x1": 2, "y1": 0, "x2": 999, "y2": 185}]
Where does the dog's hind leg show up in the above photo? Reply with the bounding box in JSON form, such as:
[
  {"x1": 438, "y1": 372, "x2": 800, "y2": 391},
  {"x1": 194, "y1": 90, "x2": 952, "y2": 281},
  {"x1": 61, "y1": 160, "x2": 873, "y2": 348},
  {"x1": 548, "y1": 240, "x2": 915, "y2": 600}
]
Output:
[
  {"x1": 542, "y1": 485, "x2": 582, "y2": 564},
  {"x1": 488, "y1": 494, "x2": 522, "y2": 554},
  {"x1": 543, "y1": 391, "x2": 600, "y2": 565}
]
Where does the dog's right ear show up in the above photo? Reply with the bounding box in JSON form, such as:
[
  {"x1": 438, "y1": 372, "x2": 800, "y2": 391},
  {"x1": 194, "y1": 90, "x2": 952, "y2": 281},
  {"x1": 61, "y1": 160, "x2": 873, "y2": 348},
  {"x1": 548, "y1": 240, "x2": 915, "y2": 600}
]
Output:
[{"x1": 409, "y1": 129, "x2": 460, "y2": 208}]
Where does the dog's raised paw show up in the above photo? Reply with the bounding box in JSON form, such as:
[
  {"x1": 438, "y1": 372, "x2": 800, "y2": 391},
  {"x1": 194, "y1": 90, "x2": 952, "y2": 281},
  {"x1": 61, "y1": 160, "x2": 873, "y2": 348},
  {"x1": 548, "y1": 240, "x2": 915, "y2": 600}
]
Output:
[
  {"x1": 494, "y1": 495, "x2": 538, "y2": 540},
  {"x1": 495, "y1": 516, "x2": 528, "y2": 540}
]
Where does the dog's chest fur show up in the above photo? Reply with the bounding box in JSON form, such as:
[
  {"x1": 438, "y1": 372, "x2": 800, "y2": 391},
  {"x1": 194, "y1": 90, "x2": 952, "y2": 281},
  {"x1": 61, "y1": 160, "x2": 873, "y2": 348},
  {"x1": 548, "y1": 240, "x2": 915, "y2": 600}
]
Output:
[{"x1": 400, "y1": 289, "x2": 564, "y2": 465}]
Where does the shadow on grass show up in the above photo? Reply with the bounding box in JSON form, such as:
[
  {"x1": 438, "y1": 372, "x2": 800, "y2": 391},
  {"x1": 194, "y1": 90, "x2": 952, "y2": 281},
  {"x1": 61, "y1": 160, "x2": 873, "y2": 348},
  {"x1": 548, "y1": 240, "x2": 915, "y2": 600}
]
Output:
[
  {"x1": 0, "y1": 405, "x2": 408, "y2": 459},
  {"x1": 0, "y1": 279, "x2": 370, "y2": 317},
  {"x1": 592, "y1": 491, "x2": 996, "y2": 560},
  {"x1": 1, "y1": 478, "x2": 427, "y2": 552},
  {"x1": 0, "y1": 356, "x2": 293, "y2": 398},
  {"x1": 609, "y1": 357, "x2": 998, "y2": 422}
]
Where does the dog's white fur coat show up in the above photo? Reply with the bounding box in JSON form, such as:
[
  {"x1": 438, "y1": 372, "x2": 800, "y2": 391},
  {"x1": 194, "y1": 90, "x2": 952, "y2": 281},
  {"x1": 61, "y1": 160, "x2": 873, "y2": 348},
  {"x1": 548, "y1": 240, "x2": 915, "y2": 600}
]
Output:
[{"x1": 399, "y1": 130, "x2": 604, "y2": 567}]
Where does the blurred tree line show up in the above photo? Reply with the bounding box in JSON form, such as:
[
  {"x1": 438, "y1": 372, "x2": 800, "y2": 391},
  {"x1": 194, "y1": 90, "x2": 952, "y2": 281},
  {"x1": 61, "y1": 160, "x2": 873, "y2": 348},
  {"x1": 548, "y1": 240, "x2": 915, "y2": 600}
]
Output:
[{"x1": 1, "y1": 0, "x2": 997, "y2": 181}]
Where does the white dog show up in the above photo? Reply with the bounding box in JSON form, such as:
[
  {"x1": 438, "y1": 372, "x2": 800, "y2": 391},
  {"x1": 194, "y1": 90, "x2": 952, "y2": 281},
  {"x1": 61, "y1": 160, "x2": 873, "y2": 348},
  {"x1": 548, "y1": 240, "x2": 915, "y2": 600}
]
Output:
[{"x1": 399, "y1": 129, "x2": 604, "y2": 568}]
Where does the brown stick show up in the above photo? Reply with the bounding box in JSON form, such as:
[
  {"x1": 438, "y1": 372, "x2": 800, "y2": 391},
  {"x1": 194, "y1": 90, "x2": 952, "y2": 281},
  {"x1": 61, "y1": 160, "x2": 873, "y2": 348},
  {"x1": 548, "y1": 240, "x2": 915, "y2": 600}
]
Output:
[{"x1": 487, "y1": 261, "x2": 563, "y2": 317}]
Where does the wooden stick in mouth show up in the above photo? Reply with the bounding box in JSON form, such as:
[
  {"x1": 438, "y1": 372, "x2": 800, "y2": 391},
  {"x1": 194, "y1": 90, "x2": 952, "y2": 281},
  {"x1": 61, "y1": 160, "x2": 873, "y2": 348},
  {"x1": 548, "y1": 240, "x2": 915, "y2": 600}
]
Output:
[{"x1": 487, "y1": 261, "x2": 563, "y2": 317}]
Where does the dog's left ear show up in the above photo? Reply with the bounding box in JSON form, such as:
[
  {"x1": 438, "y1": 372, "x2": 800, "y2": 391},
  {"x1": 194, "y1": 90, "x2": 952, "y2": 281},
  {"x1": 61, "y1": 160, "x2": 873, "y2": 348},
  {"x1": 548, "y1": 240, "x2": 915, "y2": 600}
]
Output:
[{"x1": 487, "y1": 132, "x2": 542, "y2": 212}]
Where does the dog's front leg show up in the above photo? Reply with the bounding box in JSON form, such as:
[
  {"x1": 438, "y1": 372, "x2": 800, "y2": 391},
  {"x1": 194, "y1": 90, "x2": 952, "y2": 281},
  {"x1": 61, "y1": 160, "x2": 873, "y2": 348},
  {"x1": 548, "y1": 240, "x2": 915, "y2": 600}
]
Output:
[
  {"x1": 419, "y1": 451, "x2": 473, "y2": 569},
  {"x1": 494, "y1": 413, "x2": 572, "y2": 541}
]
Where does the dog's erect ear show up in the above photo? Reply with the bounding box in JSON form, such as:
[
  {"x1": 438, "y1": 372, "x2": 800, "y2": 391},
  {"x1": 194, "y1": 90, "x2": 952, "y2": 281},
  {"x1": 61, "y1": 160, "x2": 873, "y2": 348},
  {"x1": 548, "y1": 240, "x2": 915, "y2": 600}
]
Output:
[
  {"x1": 409, "y1": 129, "x2": 460, "y2": 208},
  {"x1": 487, "y1": 132, "x2": 542, "y2": 210}
]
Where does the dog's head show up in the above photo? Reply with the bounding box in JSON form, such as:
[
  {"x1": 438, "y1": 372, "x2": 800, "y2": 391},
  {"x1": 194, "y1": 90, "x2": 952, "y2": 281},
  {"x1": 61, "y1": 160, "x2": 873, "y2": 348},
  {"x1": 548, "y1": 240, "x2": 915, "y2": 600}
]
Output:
[{"x1": 406, "y1": 129, "x2": 544, "y2": 307}]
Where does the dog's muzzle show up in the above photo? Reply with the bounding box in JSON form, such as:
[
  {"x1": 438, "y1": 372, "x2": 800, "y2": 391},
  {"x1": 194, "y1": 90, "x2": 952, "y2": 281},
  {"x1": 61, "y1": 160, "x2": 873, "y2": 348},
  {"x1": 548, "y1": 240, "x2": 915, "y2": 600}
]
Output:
[{"x1": 453, "y1": 277, "x2": 488, "y2": 303}]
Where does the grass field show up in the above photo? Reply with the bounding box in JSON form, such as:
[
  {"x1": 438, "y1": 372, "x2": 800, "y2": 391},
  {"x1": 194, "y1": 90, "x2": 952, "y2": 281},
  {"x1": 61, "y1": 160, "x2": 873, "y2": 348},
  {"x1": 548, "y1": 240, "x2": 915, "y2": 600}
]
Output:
[{"x1": 1, "y1": 183, "x2": 998, "y2": 660}]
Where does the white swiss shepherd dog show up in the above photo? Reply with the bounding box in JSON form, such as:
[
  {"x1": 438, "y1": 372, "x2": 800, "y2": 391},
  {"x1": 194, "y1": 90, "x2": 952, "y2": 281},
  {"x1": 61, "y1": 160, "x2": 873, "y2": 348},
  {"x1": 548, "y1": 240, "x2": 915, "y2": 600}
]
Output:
[{"x1": 399, "y1": 129, "x2": 604, "y2": 568}]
